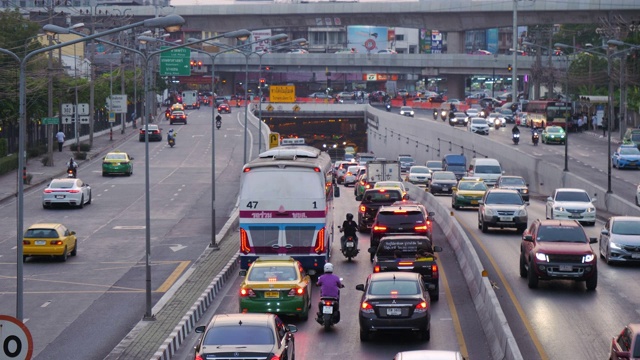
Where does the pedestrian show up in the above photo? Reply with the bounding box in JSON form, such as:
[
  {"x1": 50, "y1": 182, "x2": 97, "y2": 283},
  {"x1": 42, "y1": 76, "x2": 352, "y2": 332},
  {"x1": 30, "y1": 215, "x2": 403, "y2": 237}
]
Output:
[
  {"x1": 577, "y1": 116, "x2": 583, "y2": 132},
  {"x1": 591, "y1": 115, "x2": 597, "y2": 131},
  {"x1": 582, "y1": 114, "x2": 588, "y2": 131},
  {"x1": 56, "y1": 129, "x2": 65, "y2": 152},
  {"x1": 602, "y1": 117, "x2": 608, "y2": 136}
]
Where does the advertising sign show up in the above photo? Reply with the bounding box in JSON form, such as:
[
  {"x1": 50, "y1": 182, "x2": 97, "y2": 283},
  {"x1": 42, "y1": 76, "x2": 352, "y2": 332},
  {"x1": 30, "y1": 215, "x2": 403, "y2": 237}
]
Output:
[
  {"x1": 431, "y1": 30, "x2": 443, "y2": 54},
  {"x1": 347, "y1": 26, "x2": 389, "y2": 54},
  {"x1": 251, "y1": 29, "x2": 273, "y2": 53},
  {"x1": 419, "y1": 29, "x2": 432, "y2": 54},
  {"x1": 486, "y1": 28, "x2": 499, "y2": 54}
]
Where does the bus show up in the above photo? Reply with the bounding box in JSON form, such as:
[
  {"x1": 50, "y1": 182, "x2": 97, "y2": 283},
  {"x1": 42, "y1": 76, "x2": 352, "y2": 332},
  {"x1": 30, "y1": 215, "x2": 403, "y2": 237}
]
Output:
[
  {"x1": 525, "y1": 100, "x2": 572, "y2": 129},
  {"x1": 238, "y1": 145, "x2": 335, "y2": 274}
]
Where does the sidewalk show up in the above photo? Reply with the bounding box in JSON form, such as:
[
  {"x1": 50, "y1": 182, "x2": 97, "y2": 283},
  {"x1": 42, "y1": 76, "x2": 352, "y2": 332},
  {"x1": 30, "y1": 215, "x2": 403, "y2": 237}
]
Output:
[{"x1": 0, "y1": 123, "x2": 137, "y2": 203}]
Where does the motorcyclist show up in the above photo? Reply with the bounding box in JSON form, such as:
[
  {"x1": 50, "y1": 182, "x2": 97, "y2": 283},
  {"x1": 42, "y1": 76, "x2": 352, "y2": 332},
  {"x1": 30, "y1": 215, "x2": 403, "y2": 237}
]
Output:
[
  {"x1": 316, "y1": 263, "x2": 343, "y2": 320},
  {"x1": 66, "y1": 157, "x2": 78, "y2": 177},
  {"x1": 512, "y1": 124, "x2": 520, "y2": 135},
  {"x1": 167, "y1": 129, "x2": 176, "y2": 143},
  {"x1": 339, "y1": 213, "x2": 358, "y2": 251}
]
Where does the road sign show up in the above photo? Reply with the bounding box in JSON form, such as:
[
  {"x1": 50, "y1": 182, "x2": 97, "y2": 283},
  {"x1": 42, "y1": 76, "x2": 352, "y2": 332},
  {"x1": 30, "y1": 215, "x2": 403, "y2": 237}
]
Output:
[
  {"x1": 0, "y1": 315, "x2": 33, "y2": 360},
  {"x1": 77, "y1": 103, "x2": 89, "y2": 116},
  {"x1": 62, "y1": 116, "x2": 73, "y2": 124},
  {"x1": 61, "y1": 103, "x2": 74, "y2": 116},
  {"x1": 108, "y1": 95, "x2": 127, "y2": 113},
  {"x1": 269, "y1": 132, "x2": 280, "y2": 149},
  {"x1": 292, "y1": 105, "x2": 301, "y2": 112},
  {"x1": 79, "y1": 116, "x2": 90, "y2": 124},
  {"x1": 108, "y1": 112, "x2": 116, "y2": 123},
  {"x1": 160, "y1": 47, "x2": 191, "y2": 76},
  {"x1": 266, "y1": 104, "x2": 274, "y2": 112},
  {"x1": 270, "y1": 85, "x2": 295, "y2": 103},
  {"x1": 42, "y1": 117, "x2": 58, "y2": 125}
]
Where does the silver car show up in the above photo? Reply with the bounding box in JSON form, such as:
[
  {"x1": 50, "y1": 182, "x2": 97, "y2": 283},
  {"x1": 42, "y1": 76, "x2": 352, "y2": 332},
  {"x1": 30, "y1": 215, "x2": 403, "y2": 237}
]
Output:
[
  {"x1": 42, "y1": 178, "x2": 92, "y2": 209},
  {"x1": 344, "y1": 165, "x2": 363, "y2": 186},
  {"x1": 599, "y1": 216, "x2": 640, "y2": 264}
]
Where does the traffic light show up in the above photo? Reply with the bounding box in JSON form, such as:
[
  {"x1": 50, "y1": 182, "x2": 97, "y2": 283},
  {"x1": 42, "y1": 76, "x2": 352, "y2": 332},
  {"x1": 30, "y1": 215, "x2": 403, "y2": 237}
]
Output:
[
  {"x1": 259, "y1": 78, "x2": 266, "y2": 87},
  {"x1": 197, "y1": 61, "x2": 202, "y2": 69},
  {"x1": 190, "y1": 60, "x2": 196, "y2": 69},
  {"x1": 507, "y1": 64, "x2": 513, "y2": 71}
]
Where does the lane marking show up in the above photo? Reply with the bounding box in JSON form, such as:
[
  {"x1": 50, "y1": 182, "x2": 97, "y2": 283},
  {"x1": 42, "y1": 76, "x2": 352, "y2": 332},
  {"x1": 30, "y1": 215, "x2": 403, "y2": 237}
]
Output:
[
  {"x1": 156, "y1": 261, "x2": 190, "y2": 293},
  {"x1": 456, "y1": 214, "x2": 549, "y2": 360},
  {"x1": 439, "y1": 257, "x2": 468, "y2": 358}
]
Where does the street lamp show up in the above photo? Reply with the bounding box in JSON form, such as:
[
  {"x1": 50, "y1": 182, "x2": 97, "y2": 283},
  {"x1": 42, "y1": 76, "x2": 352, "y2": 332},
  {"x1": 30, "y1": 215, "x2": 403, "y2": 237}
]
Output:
[{"x1": 2, "y1": 14, "x2": 184, "y2": 322}]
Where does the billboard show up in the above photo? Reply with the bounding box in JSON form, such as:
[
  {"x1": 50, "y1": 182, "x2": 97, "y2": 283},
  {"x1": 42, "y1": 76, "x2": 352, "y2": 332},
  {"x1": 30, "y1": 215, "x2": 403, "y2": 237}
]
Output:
[
  {"x1": 347, "y1": 26, "x2": 389, "y2": 54},
  {"x1": 251, "y1": 29, "x2": 273, "y2": 53},
  {"x1": 486, "y1": 28, "x2": 499, "y2": 54},
  {"x1": 419, "y1": 29, "x2": 432, "y2": 54},
  {"x1": 431, "y1": 30, "x2": 443, "y2": 54}
]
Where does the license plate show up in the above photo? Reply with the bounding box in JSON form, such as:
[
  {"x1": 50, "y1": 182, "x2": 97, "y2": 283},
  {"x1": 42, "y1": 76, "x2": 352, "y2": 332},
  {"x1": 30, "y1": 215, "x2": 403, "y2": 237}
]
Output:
[
  {"x1": 387, "y1": 308, "x2": 401, "y2": 316},
  {"x1": 442, "y1": 187, "x2": 448, "y2": 191},
  {"x1": 569, "y1": 214, "x2": 581, "y2": 219},
  {"x1": 113, "y1": 163, "x2": 121, "y2": 166},
  {"x1": 559, "y1": 265, "x2": 573, "y2": 271},
  {"x1": 322, "y1": 306, "x2": 333, "y2": 314},
  {"x1": 346, "y1": 242, "x2": 354, "y2": 248},
  {"x1": 55, "y1": 195, "x2": 65, "y2": 199},
  {"x1": 264, "y1": 291, "x2": 279, "y2": 298},
  {"x1": 632, "y1": 253, "x2": 640, "y2": 259},
  {"x1": 499, "y1": 216, "x2": 513, "y2": 222},
  {"x1": 471, "y1": 200, "x2": 478, "y2": 204},
  {"x1": 35, "y1": 240, "x2": 46, "y2": 245}
]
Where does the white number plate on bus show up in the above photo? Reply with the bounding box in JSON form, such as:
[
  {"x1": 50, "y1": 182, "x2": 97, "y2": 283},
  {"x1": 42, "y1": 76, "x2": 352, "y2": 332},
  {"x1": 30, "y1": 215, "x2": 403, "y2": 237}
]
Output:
[{"x1": 322, "y1": 306, "x2": 333, "y2": 314}]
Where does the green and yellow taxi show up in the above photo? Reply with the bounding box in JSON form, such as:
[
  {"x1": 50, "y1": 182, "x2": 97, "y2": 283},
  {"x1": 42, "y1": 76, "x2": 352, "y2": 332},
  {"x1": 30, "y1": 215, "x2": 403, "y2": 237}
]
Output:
[
  {"x1": 354, "y1": 172, "x2": 370, "y2": 201},
  {"x1": 23, "y1": 223, "x2": 77, "y2": 262},
  {"x1": 102, "y1": 151, "x2": 134, "y2": 176},
  {"x1": 451, "y1": 177, "x2": 488, "y2": 209},
  {"x1": 239, "y1": 256, "x2": 312, "y2": 320},
  {"x1": 541, "y1": 125, "x2": 566, "y2": 145}
]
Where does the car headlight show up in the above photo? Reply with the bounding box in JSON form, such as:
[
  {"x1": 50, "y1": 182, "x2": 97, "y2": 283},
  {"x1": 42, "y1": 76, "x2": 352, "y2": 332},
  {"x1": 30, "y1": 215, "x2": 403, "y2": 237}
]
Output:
[
  {"x1": 583, "y1": 254, "x2": 595, "y2": 263},
  {"x1": 610, "y1": 242, "x2": 622, "y2": 250},
  {"x1": 586, "y1": 206, "x2": 596, "y2": 213},
  {"x1": 515, "y1": 208, "x2": 527, "y2": 216},
  {"x1": 410, "y1": 111, "x2": 414, "y2": 115},
  {"x1": 535, "y1": 252, "x2": 548, "y2": 262},
  {"x1": 560, "y1": 135, "x2": 565, "y2": 138},
  {"x1": 522, "y1": 189, "x2": 529, "y2": 194},
  {"x1": 553, "y1": 205, "x2": 565, "y2": 212},
  {"x1": 484, "y1": 208, "x2": 495, "y2": 216}
]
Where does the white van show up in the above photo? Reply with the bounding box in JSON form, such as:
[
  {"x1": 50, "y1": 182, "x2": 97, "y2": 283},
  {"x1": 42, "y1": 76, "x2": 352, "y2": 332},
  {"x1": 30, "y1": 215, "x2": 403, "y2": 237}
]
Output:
[{"x1": 467, "y1": 158, "x2": 504, "y2": 187}]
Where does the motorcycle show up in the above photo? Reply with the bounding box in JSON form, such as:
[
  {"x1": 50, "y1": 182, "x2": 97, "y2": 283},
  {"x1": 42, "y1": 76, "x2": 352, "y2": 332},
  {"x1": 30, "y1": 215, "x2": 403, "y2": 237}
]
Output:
[
  {"x1": 440, "y1": 109, "x2": 447, "y2": 121},
  {"x1": 67, "y1": 168, "x2": 77, "y2": 178},
  {"x1": 316, "y1": 279, "x2": 344, "y2": 331},
  {"x1": 338, "y1": 228, "x2": 359, "y2": 261},
  {"x1": 165, "y1": 110, "x2": 171, "y2": 120},
  {"x1": 532, "y1": 130, "x2": 539, "y2": 146},
  {"x1": 168, "y1": 134, "x2": 176, "y2": 148},
  {"x1": 385, "y1": 103, "x2": 391, "y2": 112},
  {"x1": 432, "y1": 109, "x2": 438, "y2": 120},
  {"x1": 216, "y1": 119, "x2": 222, "y2": 130},
  {"x1": 512, "y1": 132, "x2": 520, "y2": 145},
  {"x1": 494, "y1": 118, "x2": 501, "y2": 130}
]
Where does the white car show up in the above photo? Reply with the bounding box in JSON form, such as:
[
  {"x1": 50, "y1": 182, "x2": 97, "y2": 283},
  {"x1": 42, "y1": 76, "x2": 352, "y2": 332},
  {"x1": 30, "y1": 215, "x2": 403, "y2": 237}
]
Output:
[
  {"x1": 465, "y1": 108, "x2": 480, "y2": 117},
  {"x1": 406, "y1": 166, "x2": 431, "y2": 185},
  {"x1": 469, "y1": 117, "x2": 490, "y2": 135},
  {"x1": 545, "y1": 188, "x2": 597, "y2": 226},
  {"x1": 42, "y1": 178, "x2": 92, "y2": 209},
  {"x1": 399, "y1": 106, "x2": 414, "y2": 117},
  {"x1": 344, "y1": 165, "x2": 363, "y2": 186},
  {"x1": 486, "y1": 113, "x2": 506, "y2": 127},
  {"x1": 637, "y1": 184, "x2": 640, "y2": 206}
]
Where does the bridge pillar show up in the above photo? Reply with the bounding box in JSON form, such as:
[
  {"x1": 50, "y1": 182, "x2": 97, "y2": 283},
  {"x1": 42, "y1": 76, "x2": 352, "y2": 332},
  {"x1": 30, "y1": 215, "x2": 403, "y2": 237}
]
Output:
[
  {"x1": 445, "y1": 32, "x2": 465, "y2": 54},
  {"x1": 444, "y1": 74, "x2": 465, "y2": 100}
]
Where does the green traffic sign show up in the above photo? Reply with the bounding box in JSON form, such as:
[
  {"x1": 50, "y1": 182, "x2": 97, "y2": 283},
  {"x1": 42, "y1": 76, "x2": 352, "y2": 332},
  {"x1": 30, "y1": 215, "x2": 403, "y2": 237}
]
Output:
[
  {"x1": 42, "y1": 117, "x2": 58, "y2": 125},
  {"x1": 160, "y1": 47, "x2": 191, "y2": 76}
]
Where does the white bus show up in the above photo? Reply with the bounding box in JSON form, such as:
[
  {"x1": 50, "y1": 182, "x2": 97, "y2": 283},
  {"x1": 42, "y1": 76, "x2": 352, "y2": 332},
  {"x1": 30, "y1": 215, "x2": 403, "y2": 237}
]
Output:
[{"x1": 238, "y1": 145, "x2": 335, "y2": 274}]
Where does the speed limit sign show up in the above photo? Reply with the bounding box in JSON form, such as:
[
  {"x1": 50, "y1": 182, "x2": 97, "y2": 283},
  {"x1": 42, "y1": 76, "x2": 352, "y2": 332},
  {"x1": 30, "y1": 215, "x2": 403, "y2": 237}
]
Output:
[{"x1": 0, "y1": 315, "x2": 33, "y2": 360}]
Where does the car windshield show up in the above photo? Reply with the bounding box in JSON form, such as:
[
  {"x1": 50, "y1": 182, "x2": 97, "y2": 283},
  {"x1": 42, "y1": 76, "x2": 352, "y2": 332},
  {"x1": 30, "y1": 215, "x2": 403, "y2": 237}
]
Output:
[
  {"x1": 433, "y1": 172, "x2": 456, "y2": 180},
  {"x1": 536, "y1": 226, "x2": 586, "y2": 243},
  {"x1": 49, "y1": 180, "x2": 74, "y2": 188},
  {"x1": 363, "y1": 190, "x2": 402, "y2": 202},
  {"x1": 458, "y1": 182, "x2": 487, "y2": 191},
  {"x1": 447, "y1": 165, "x2": 466, "y2": 172},
  {"x1": 426, "y1": 161, "x2": 443, "y2": 169},
  {"x1": 410, "y1": 167, "x2": 429, "y2": 174},
  {"x1": 485, "y1": 192, "x2": 523, "y2": 205},
  {"x1": 555, "y1": 191, "x2": 590, "y2": 202},
  {"x1": 500, "y1": 177, "x2": 525, "y2": 186},
  {"x1": 472, "y1": 119, "x2": 486, "y2": 125},
  {"x1": 24, "y1": 229, "x2": 58, "y2": 238},
  {"x1": 631, "y1": 134, "x2": 640, "y2": 142},
  {"x1": 547, "y1": 127, "x2": 563, "y2": 133},
  {"x1": 454, "y1": 112, "x2": 466, "y2": 117},
  {"x1": 368, "y1": 280, "x2": 420, "y2": 295},
  {"x1": 611, "y1": 220, "x2": 640, "y2": 235},
  {"x1": 203, "y1": 325, "x2": 275, "y2": 346},
  {"x1": 106, "y1": 154, "x2": 127, "y2": 160},
  {"x1": 620, "y1": 147, "x2": 640, "y2": 155},
  {"x1": 398, "y1": 157, "x2": 414, "y2": 162},
  {"x1": 475, "y1": 165, "x2": 502, "y2": 174},
  {"x1": 248, "y1": 266, "x2": 297, "y2": 281},
  {"x1": 400, "y1": 107, "x2": 412, "y2": 111}
]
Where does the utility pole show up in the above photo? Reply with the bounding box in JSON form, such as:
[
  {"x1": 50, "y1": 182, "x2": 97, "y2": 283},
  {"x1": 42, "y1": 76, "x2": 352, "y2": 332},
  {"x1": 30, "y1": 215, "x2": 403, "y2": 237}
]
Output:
[
  {"x1": 46, "y1": 0, "x2": 54, "y2": 167},
  {"x1": 121, "y1": 31, "x2": 126, "y2": 134}
]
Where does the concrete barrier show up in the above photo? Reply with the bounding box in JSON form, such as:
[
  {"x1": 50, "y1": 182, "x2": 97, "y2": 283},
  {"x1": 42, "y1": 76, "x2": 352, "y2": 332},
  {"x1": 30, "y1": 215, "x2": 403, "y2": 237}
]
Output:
[{"x1": 408, "y1": 185, "x2": 523, "y2": 360}]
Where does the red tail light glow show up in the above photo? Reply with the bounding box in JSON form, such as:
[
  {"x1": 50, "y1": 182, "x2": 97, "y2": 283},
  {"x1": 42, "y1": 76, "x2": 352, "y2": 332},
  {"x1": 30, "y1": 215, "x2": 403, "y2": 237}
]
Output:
[
  {"x1": 398, "y1": 261, "x2": 414, "y2": 266},
  {"x1": 239, "y1": 228, "x2": 251, "y2": 254},
  {"x1": 195, "y1": 355, "x2": 204, "y2": 360},
  {"x1": 288, "y1": 287, "x2": 305, "y2": 296},
  {"x1": 239, "y1": 288, "x2": 256, "y2": 297},
  {"x1": 314, "y1": 227, "x2": 325, "y2": 253},
  {"x1": 414, "y1": 225, "x2": 428, "y2": 232},
  {"x1": 68, "y1": 189, "x2": 80, "y2": 193},
  {"x1": 313, "y1": 167, "x2": 320, "y2": 172},
  {"x1": 52, "y1": 240, "x2": 63, "y2": 245},
  {"x1": 373, "y1": 265, "x2": 380, "y2": 273},
  {"x1": 361, "y1": 302, "x2": 374, "y2": 313},
  {"x1": 415, "y1": 301, "x2": 429, "y2": 313},
  {"x1": 324, "y1": 300, "x2": 333, "y2": 306},
  {"x1": 269, "y1": 355, "x2": 281, "y2": 360},
  {"x1": 393, "y1": 210, "x2": 407, "y2": 214},
  {"x1": 44, "y1": 189, "x2": 53, "y2": 193},
  {"x1": 432, "y1": 264, "x2": 439, "y2": 278},
  {"x1": 373, "y1": 225, "x2": 387, "y2": 232}
]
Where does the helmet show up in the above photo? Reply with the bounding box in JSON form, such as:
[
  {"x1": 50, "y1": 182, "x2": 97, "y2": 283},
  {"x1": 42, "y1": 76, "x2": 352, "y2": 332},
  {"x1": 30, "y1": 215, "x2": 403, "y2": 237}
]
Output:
[
  {"x1": 346, "y1": 213, "x2": 354, "y2": 221},
  {"x1": 169, "y1": 128, "x2": 174, "y2": 132},
  {"x1": 324, "y1": 263, "x2": 334, "y2": 273}
]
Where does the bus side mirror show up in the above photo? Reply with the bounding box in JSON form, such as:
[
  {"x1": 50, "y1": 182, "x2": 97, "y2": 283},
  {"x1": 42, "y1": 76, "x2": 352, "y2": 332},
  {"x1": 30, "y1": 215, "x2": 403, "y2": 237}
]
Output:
[{"x1": 334, "y1": 185, "x2": 340, "y2": 197}]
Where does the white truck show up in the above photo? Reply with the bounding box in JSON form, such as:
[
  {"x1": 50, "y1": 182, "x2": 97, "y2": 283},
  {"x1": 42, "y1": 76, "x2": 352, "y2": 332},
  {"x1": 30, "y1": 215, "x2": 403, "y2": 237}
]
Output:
[
  {"x1": 366, "y1": 160, "x2": 401, "y2": 187},
  {"x1": 181, "y1": 90, "x2": 200, "y2": 110}
]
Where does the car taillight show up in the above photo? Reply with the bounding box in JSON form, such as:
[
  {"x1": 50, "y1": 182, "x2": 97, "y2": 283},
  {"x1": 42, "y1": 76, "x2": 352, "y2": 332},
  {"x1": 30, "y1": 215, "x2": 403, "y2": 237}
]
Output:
[
  {"x1": 314, "y1": 227, "x2": 325, "y2": 253},
  {"x1": 414, "y1": 301, "x2": 429, "y2": 313},
  {"x1": 51, "y1": 240, "x2": 63, "y2": 245},
  {"x1": 360, "y1": 301, "x2": 374, "y2": 313},
  {"x1": 288, "y1": 287, "x2": 305, "y2": 296},
  {"x1": 23, "y1": 240, "x2": 30, "y2": 245},
  {"x1": 269, "y1": 355, "x2": 281, "y2": 360},
  {"x1": 68, "y1": 189, "x2": 80, "y2": 193},
  {"x1": 44, "y1": 189, "x2": 53, "y2": 193},
  {"x1": 240, "y1": 288, "x2": 256, "y2": 297},
  {"x1": 432, "y1": 264, "x2": 439, "y2": 279},
  {"x1": 414, "y1": 225, "x2": 428, "y2": 232},
  {"x1": 398, "y1": 261, "x2": 414, "y2": 266},
  {"x1": 373, "y1": 225, "x2": 387, "y2": 232},
  {"x1": 346, "y1": 172, "x2": 352, "y2": 176},
  {"x1": 239, "y1": 228, "x2": 251, "y2": 254},
  {"x1": 139, "y1": 130, "x2": 144, "y2": 134},
  {"x1": 373, "y1": 265, "x2": 380, "y2": 273},
  {"x1": 359, "y1": 205, "x2": 366, "y2": 213},
  {"x1": 194, "y1": 355, "x2": 204, "y2": 360}
]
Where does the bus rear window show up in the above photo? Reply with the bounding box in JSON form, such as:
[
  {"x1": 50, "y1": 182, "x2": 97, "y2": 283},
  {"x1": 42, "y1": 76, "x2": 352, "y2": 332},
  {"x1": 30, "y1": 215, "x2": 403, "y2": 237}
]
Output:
[{"x1": 242, "y1": 171, "x2": 323, "y2": 199}]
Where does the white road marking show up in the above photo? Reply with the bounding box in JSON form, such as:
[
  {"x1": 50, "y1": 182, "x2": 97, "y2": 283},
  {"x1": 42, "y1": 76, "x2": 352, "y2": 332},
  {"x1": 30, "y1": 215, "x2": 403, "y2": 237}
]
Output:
[{"x1": 41, "y1": 301, "x2": 52, "y2": 308}]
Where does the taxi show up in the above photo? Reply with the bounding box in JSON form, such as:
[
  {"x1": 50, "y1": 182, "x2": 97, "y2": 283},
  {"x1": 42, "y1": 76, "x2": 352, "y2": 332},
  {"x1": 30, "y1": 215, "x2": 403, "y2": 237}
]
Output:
[
  {"x1": 102, "y1": 151, "x2": 134, "y2": 176},
  {"x1": 23, "y1": 223, "x2": 77, "y2": 262},
  {"x1": 374, "y1": 180, "x2": 408, "y2": 199},
  {"x1": 451, "y1": 177, "x2": 488, "y2": 209},
  {"x1": 354, "y1": 172, "x2": 370, "y2": 201},
  {"x1": 239, "y1": 256, "x2": 312, "y2": 320},
  {"x1": 170, "y1": 103, "x2": 184, "y2": 112}
]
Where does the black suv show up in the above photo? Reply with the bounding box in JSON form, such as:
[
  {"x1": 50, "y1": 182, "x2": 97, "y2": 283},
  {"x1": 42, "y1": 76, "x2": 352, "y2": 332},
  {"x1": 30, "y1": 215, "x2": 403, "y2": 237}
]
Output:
[
  {"x1": 357, "y1": 188, "x2": 404, "y2": 232},
  {"x1": 370, "y1": 203, "x2": 430, "y2": 260}
]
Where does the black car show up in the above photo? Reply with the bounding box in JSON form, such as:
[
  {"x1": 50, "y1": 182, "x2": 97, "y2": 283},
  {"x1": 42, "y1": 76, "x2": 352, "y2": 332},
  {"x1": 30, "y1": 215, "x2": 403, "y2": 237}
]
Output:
[
  {"x1": 370, "y1": 203, "x2": 432, "y2": 251},
  {"x1": 194, "y1": 313, "x2": 297, "y2": 360},
  {"x1": 428, "y1": 171, "x2": 458, "y2": 195},
  {"x1": 357, "y1": 188, "x2": 404, "y2": 232},
  {"x1": 356, "y1": 272, "x2": 431, "y2": 342}
]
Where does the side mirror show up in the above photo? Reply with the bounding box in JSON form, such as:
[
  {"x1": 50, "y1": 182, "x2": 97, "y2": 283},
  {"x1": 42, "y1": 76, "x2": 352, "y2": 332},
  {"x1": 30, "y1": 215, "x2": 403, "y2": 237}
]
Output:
[
  {"x1": 478, "y1": 200, "x2": 484, "y2": 205},
  {"x1": 433, "y1": 245, "x2": 443, "y2": 253},
  {"x1": 546, "y1": 196, "x2": 553, "y2": 202},
  {"x1": 526, "y1": 183, "x2": 529, "y2": 187},
  {"x1": 428, "y1": 211, "x2": 435, "y2": 217},
  {"x1": 70, "y1": 231, "x2": 76, "y2": 235},
  {"x1": 600, "y1": 229, "x2": 609, "y2": 236},
  {"x1": 451, "y1": 186, "x2": 457, "y2": 192},
  {"x1": 589, "y1": 237, "x2": 598, "y2": 244},
  {"x1": 592, "y1": 198, "x2": 597, "y2": 203},
  {"x1": 355, "y1": 284, "x2": 365, "y2": 292},
  {"x1": 523, "y1": 235, "x2": 533, "y2": 242},
  {"x1": 287, "y1": 324, "x2": 298, "y2": 333},
  {"x1": 239, "y1": 270, "x2": 247, "y2": 277},
  {"x1": 130, "y1": 156, "x2": 134, "y2": 160},
  {"x1": 195, "y1": 325, "x2": 206, "y2": 333}
]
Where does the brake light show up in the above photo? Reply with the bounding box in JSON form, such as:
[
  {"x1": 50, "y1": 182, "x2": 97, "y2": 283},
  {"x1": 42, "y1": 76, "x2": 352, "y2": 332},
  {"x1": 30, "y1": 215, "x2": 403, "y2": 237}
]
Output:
[
  {"x1": 393, "y1": 210, "x2": 407, "y2": 213},
  {"x1": 373, "y1": 225, "x2": 387, "y2": 232},
  {"x1": 360, "y1": 301, "x2": 374, "y2": 313},
  {"x1": 239, "y1": 288, "x2": 256, "y2": 297},
  {"x1": 414, "y1": 301, "x2": 429, "y2": 313},
  {"x1": 243, "y1": 167, "x2": 251, "y2": 173},
  {"x1": 398, "y1": 261, "x2": 414, "y2": 266},
  {"x1": 195, "y1": 355, "x2": 204, "y2": 360},
  {"x1": 23, "y1": 240, "x2": 30, "y2": 245},
  {"x1": 346, "y1": 172, "x2": 352, "y2": 176},
  {"x1": 51, "y1": 240, "x2": 63, "y2": 245},
  {"x1": 44, "y1": 189, "x2": 53, "y2": 193},
  {"x1": 68, "y1": 189, "x2": 80, "y2": 193},
  {"x1": 288, "y1": 287, "x2": 305, "y2": 296},
  {"x1": 314, "y1": 227, "x2": 325, "y2": 253},
  {"x1": 324, "y1": 300, "x2": 334, "y2": 306},
  {"x1": 314, "y1": 167, "x2": 320, "y2": 172},
  {"x1": 373, "y1": 265, "x2": 380, "y2": 272},
  {"x1": 359, "y1": 205, "x2": 366, "y2": 213},
  {"x1": 432, "y1": 264, "x2": 439, "y2": 279},
  {"x1": 269, "y1": 355, "x2": 281, "y2": 360},
  {"x1": 414, "y1": 225, "x2": 428, "y2": 232},
  {"x1": 239, "y1": 228, "x2": 251, "y2": 254}
]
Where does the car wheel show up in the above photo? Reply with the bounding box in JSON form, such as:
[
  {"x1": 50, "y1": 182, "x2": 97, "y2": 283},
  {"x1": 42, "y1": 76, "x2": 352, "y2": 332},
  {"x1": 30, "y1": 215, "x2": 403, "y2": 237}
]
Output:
[
  {"x1": 71, "y1": 240, "x2": 77, "y2": 256},
  {"x1": 299, "y1": 308, "x2": 309, "y2": 321},
  {"x1": 59, "y1": 246, "x2": 68, "y2": 262},
  {"x1": 359, "y1": 328, "x2": 369, "y2": 342},
  {"x1": 451, "y1": 200, "x2": 458, "y2": 210},
  {"x1": 636, "y1": 195, "x2": 639, "y2": 207},
  {"x1": 481, "y1": 219, "x2": 488, "y2": 233},
  {"x1": 127, "y1": 169, "x2": 132, "y2": 176},
  {"x1": 78, "y1": 196, "x2": 84, "y2": 209},
  {"x1": 42, "y1": 203, "x2": 49, "y2": 209},
  {"x1": 519, "y1": 252, "x2": 528, "y2": 278},
  {"x1": 86, "y1": 191, "x2": 92, "y2": 204},
  {"x1": 585, "y1": 269, "x2": 598, "y2": 291},
  {"x1": 527, "y1": 261, "x2": 538, "y2": 289},
  {"x1": 102, "y1": 172, "x2": 107, "y2": 177},
  {"x1": 604, "y1": 246, "x2": 613, "y2": 265}
]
